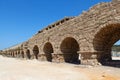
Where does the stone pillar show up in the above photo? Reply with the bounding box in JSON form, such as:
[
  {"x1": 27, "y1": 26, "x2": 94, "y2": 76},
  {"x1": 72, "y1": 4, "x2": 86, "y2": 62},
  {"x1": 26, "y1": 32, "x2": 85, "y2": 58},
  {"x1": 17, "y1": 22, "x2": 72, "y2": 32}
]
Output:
[
  {"x1": 38, "y1": 54, "x2": 47, "y2": 61},
  {"x1": 79, "y1": 51, "x2": 101, "y2": 65},
  {"x1": 30, "y1": 54, "x2": 35, "y2": 59},
  {"x1": 52, "y1": 53, "x2": 65, "y2": 63}
]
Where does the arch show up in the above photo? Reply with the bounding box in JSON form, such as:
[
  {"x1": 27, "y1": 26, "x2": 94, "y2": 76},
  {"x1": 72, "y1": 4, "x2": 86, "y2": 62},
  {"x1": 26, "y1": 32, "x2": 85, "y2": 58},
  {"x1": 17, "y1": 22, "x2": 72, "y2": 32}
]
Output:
[
  {"x1": 93, "y1": 23, "x2": 120, "y2": 64},
  {"x1": 33, "y1": 45, "x2": 39, "y2": 59},
  {"x1": 26, "y1": 49, "x2": 31, "y2": 59},
  {"x1": 21, "y1": 51, "x2": 24, "y2": 58},
  {"x1": 58, "y1": 34, "x2": 79, "y2": 47},
  {"x1": 43, "y1": 42, "x2": 53, "y2": 62},
  {"x1": 60, "y1": 37, "x2": 80, "y2": 64}
]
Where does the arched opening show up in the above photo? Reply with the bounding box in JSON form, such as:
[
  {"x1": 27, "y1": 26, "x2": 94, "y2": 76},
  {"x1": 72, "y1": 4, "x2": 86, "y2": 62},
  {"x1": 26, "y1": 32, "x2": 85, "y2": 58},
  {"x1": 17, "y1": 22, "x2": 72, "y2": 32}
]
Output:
[
  {"x1": 93, "y1": 24, "x2": 120, "y2": 66},
  {"x1": 33, "y1": 45, "x2": 39, "y2": 59},
  {"x1": 26, "y1": 49, "x2": 31, "y2": 59},
  {"x1": 60, "y1": 37, "x2": 80, "y2": 64},
  {"x1": 112, "y1": 40, "x2": 120, "y2": 60},
  {"x1": 21, "y1": 51, "x2": 24, "y2": 58},
  {"x1": 43, "y1": 42, "x2": 53, "y2": 62},
  {"x1": 15, "y1": 52, "x2": 17, "y2": 57}
]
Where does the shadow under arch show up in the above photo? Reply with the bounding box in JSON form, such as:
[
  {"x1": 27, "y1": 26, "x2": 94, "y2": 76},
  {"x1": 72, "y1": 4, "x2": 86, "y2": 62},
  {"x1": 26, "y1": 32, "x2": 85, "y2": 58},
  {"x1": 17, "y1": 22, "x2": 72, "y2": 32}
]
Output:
[
  {"x1": 60, "y1": 37, "x2": 80, "y2": 64},
  {"x1": 33, "y1": 45, "x2": 39, "y2": 59},
  {"x1": 26, "y1": 49, "x2": 31, "y2": 59},
  {"x1": 93, "y1": 23, "x2": 120, "y2": 67},
  {"x1": 43, "y1": 42, "x2": 53, "y2": 62},
  {"x1": 21, "y1": 51, "x2": 24, "y2": 58}
]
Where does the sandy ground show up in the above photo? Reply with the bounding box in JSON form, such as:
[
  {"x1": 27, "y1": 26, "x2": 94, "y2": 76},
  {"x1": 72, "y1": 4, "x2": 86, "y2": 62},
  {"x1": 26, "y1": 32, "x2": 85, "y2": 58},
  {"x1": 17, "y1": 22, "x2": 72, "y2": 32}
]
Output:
[
  {"x1": 0, "y1": 56, "x2": 120, "y2": 80},
  {"x1": 112, "y1": 57, "x2": 120, "y2": 60}
]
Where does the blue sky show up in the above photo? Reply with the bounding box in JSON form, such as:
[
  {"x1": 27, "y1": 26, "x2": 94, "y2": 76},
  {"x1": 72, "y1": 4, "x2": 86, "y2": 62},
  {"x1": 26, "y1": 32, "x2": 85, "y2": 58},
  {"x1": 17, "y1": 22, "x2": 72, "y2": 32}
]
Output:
[{"x1": 0, "y1": 0, "x2": 119, "y2": 50}]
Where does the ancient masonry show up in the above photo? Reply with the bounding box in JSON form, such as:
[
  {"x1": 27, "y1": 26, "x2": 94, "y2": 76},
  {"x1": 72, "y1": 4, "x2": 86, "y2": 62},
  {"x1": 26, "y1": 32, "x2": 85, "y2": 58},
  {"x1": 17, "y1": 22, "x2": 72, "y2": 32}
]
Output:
[{"x1": 0, "y1": 0, "x2": 120, "y2": 65}]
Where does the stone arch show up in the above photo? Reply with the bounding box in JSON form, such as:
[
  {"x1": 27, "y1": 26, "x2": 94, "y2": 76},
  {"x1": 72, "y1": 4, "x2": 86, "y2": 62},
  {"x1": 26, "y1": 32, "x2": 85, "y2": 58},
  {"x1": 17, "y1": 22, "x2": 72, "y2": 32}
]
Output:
[
  {"x1": 43, "y1": 42, "x2": 53, "y2": 62},
  {"x1": 21, "y1": 51, "x2": 24, "y2": 58},
  {"x1": 33, "y1": 45, "x2": 39, "y2": 59},
  {"x1": 93, "y1": 23, "x2": 120, "y2": 64},
  {"x1": 26, "y1": 49, "x2": 31, "y2": 59},
  {"x1": 60, "y1": 37, "x2": 80, "y2": 64},
  {"x1": 58, "y1": 34, "x2": 79, "y2": 47}
]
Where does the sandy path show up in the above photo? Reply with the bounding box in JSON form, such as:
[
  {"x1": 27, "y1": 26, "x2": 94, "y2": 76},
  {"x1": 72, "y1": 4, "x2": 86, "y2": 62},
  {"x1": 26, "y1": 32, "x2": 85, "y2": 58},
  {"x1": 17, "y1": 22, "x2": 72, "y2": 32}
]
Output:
[
  {"x1": 0, "y1": 56, "x2": 89, "y2": 80},
  {"x1": 0, "y1": 56, "x2": 120, "y2": 80}
]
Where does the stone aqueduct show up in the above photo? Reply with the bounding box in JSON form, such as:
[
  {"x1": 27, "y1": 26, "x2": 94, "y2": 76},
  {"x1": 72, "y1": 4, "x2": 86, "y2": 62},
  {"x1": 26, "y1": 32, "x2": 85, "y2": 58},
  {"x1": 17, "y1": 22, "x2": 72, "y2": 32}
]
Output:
[{"x1": 0, "y1": 0, "x2": 120, "y2": 65}]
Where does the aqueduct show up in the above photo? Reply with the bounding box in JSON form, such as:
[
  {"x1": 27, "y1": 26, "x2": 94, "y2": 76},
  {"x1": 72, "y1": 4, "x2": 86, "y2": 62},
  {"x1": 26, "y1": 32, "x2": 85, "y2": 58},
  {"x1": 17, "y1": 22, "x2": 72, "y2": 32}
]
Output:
[{"x1": 0, "y1": 0, "x2": 120, "y2": 65}]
